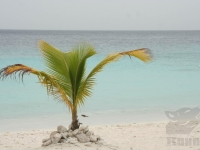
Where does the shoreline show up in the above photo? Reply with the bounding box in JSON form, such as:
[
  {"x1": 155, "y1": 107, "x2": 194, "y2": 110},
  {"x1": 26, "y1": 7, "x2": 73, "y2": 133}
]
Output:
[
  {"x1": 1, "y1": 122, "x2": 200, "y2": 150},
  {"x1": 0, "y1": 109, "x2": 168, "y2": 133}
]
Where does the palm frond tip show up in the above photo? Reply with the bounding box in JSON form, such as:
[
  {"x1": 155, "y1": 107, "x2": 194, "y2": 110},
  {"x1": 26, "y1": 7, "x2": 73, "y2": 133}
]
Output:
[
  {"x1": 120, "y1": 48, "x2": 152, "y2": 62},
  {"x1": 0, "y1": 64, "x2": 34, "y2": 81}
]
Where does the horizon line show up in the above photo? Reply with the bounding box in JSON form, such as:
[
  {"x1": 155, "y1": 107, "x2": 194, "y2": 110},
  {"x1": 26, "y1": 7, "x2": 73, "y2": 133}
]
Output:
[{"x1": 0, "y1": 29, "x2": 200, "y2": 32}]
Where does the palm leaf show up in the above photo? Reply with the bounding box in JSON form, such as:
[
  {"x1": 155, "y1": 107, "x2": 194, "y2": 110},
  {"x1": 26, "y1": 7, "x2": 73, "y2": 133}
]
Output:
[
  {"x1": 0, "y1": 64, "x2": 73, "y2": 110},
  {"x1": 38, "y1": 40, "x2": 73, "y2": 100},
  {"x1": 64, "y1": 43, "x2": 97, "y2": 107},
  {"x1": 76, "y1": 48, "x2": 152, "y2": 107},
  {"x1": 119, "y1": 48, "x2": 152, "y2": 62},
  {"x1": 38, "y1": 40, "x2": 97, "y2": 108}
]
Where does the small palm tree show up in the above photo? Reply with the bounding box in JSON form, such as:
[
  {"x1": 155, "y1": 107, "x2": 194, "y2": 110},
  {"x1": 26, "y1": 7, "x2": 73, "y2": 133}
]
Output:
[{"x1": 0, "y1": 40, "x2": 152, "y2": 130}]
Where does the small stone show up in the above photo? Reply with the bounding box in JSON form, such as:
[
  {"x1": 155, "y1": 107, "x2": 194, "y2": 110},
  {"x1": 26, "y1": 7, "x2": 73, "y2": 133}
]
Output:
[
  {"x1": 65, "y1": 140, "x2": 70, "y2": 144},
  {"x1": 68, "y1": 137, "x2": 78, "y2": 144},
  {"x1": 42, "y1": 139, "x2": 52, "y2": 146},
  {"x1": 42, "y1": 138, "x2": 50, "y2": 143},
  {"x1": 68, "y1": 124, "x2": 72, "y2": 130},
  {"x1": 78, "y1": 130, "x2": 84, "y2": 134},
  {"x1": 90, "y1": 135, "x2": 99, "y2": 142},
  {"x1": 51, "y1": 133, "x2": 62, "y2": 144},
  {"x1": 50, "y1": 131, "x2": 58, "y2": 138},
  {"x1": 83, "y1": 125, "x2": 89, "y2": 133},
  {"x1": 68, "y1": 131, "x2": 73, "y2": 137},
  {"x1": 59, "y1": 139, "x2": 67, "y2": 143},
  {"x1": 86, "y1": 131, "x2": 93, "y2": 137},
  {"x1": 85, "y1": 142, "x2": 92, "y2": 147},
  {"x1": 96, "y1": 135, "x2": 100, "y2": 140},
  {"x1": 68, "y1": 137, "x2": 77, "y2": 140},
  {"x1": 95, "y1": 140, "x2": 106, "y2": 145},
  {"x1": 57, "y1": 125, "x2": 67, "y2": 133},
  {"x1": 61, "y1": 132, "x2": 68, "y2": 139},
  {"x1": 84, "y1": 128, "x2": 89, "y2": 133},
  {"x1": 76, "y1": 133, "x2": 90, "y2": 143},
  {"x1": 69, "y1": 140, "x2": 78, "y2": 144},
  {"x1": 79, "y1": 126, "x2": 85, "y2": 131},
  {"x1": 72, "y1": 129, "x2": 79, "y2": 136}
]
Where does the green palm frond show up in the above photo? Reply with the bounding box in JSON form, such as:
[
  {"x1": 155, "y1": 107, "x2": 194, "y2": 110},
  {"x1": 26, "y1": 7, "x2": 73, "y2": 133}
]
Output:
[
  {"x1": 76, "y1": 53, "x2": 122, "y2": 106},
  {"x1": 0, "y1": 64, "x2": 73, "y2": 110},
  {"x1": 64, "y1": 43, "x2": 96, "y2": 107},
  {"x1": 38, "y1": 40, "x2": 73, "y2": 99},
  {"x1": 38, "y1": 40, "x2": 97, "y2": 108},
  {"x1": 76, "y1": 48, "x2": 152, "y2": 107}
]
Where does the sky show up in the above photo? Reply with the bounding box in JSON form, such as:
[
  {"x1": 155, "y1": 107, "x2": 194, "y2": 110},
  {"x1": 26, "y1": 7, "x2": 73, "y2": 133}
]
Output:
[{"x1": 0, "y1": 0, "x2": 200, "y2": 30}]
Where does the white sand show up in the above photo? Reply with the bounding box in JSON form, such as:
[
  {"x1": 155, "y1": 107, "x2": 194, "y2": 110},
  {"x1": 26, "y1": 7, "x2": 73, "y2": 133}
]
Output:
[{"x1": 1, "y1": 122, "x2": 200, "y2": 150}]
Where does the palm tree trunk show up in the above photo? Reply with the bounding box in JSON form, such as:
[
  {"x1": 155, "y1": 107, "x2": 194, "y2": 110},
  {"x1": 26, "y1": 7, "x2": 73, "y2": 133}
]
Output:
[{"x1": 70, "y1": 108, "x2": 80, "y2": 130}]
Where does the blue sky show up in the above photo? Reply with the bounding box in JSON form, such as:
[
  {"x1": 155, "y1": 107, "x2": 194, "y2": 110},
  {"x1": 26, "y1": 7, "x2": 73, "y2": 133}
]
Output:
[{"x1": 0, "y1": 0, "x2": 200, "y2": 30}]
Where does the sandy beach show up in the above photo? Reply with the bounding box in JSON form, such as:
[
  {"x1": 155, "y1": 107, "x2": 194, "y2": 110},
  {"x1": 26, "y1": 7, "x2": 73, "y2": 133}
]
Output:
[{"x1": 1, "y1": 121, "x2": 200, "y2": 150}]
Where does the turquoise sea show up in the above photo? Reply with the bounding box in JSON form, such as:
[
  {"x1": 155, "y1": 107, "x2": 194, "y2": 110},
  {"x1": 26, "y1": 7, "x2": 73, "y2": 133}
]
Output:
[{"x1": 0, "y1": 30, "x2": 200, "y2": 132}]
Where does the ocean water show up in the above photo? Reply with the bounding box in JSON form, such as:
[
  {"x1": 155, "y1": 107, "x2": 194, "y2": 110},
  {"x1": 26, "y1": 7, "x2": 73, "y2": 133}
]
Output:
[{"x1": 0, "y1": 30, "x2": 200, "y2": 132}]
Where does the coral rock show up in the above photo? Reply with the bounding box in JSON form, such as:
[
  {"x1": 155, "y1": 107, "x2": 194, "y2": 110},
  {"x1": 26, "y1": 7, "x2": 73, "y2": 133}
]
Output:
[
  {"x1": 61, "y1": 132, "x2": 68, "y2": 139},
  {"x1": 68, "y1": 137, "x2": 78, "y2": 144},
  {"x1": 95, "y1": 139, "x2": 106, "y2": 145},
  {"x1": 51, "y1": 133, "x2": 62, "y2": 144},
  {"x1": 86, "y1": 131, "x2": 93, "y2": 137},
  {"x1": 72, "y1": 129, "x2": 79, "y2": 136},
  {"x1": 90, "y1": 135, "x2": 98, "y2": 142},
  {"x1": 42, "y1": 138, "x2": 50, "y2": 143},
  {"x1": 85, "y1": 142, "x2": 92, "y2": 146},
  {"x1": 68, "y1": 124, "x2": 72, "y2": 130},
  {"x1": 59, "y1": 139, "x2": 67, "y2": 143},
  {"x1": 79, "y1": 126, "x2": 85, "y2": 131},
  {"x1": 76, "y1": 133, "x2": 90, "y2": 143},
  {"x1": 50, "y1": 131, "x2": 58, "y2": 138},
  {"x1": 68, "y1": 131, "x2": 73, "y2": 137},
  {"x1": 83, "y1": 125, "x2": 89, "y2": 133},
  {"x1": 57, "y1": 125, "x2": 67, "y2": 133},
  {"x1": 42, "y1": 139, "x2": 52, "y2": 146}
]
